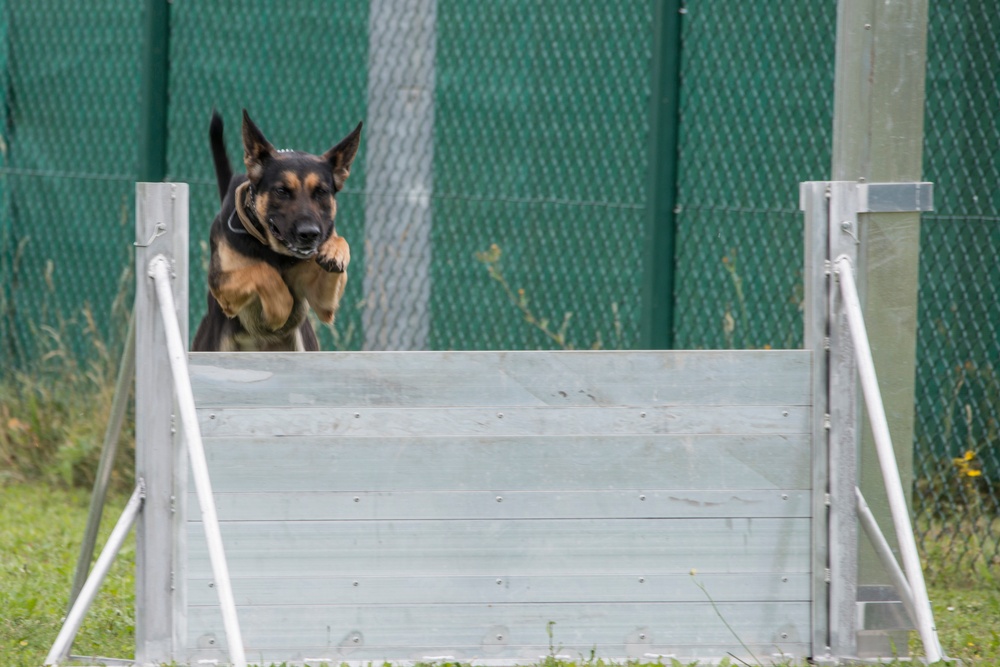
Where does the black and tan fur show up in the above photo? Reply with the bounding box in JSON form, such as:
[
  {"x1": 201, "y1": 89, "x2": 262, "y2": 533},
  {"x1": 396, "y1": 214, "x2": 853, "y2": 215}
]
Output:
[{"x1": 192, "y1": 109, "x2": 361, "y2": 351}]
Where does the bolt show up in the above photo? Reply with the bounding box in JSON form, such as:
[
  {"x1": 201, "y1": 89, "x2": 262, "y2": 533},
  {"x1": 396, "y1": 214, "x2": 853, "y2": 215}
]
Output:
[
  {"x1": 496, "y1": 578, "x2": 503, "y2": 585},
  {"x1": 496, "y1": 634, "x2": 504, "y2": 641},
  {"x1": 353, "y1": 581, "x2": 359, "y2": 587},
  {"x1": 639, "y1": 494, "x2": 646, "y2": 501},
  {"x1": 782, "y1": 577, "x2": 789, "y2": 583},
  {"x1": 639, "y1": 577, "x2": 645, "y2": 583},
  {"x1": 354, "y1": 412, "x2": 360, "y2": 418},
  {"x1": 781, "y1": 632, "x2": 788, "y2": 639},
  {"x1": 209, "y1": 413, "x2": 216, "y2": 420},
  {"x1": 782, "y1": 410, "x2": 789, "y2": 417},
  {"x1": 353, "y1": 636, "x2": 360, "y2": 644},
  {"x1": 497, "y1": 412, "x2": 504, "y2": 419},
  {"x1": 782, "y1": 494, "x2": 788, "y2": 500},
  {"x1": 354, "y1": 496, "x2": 360, "y2": 502},
  {"x1": 639, "y1": 633, "x2": 647, "y2": 640},
  {"x1": 640, "y1": 411, "x2": 647, "y2": 418}
]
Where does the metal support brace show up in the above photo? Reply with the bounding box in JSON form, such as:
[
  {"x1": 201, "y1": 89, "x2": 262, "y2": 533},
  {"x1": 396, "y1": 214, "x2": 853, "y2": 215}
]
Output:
[
  {"x1": 834, "y1": 256, "x2": 943, "y2": 663},
  {"x1": 800, "y1": 180, "x2": 938, "y2": 663},
  {"x1": 148, "y1": 255, "x2": 247, "y2": 667},
  {"x1": 46, "y1": 483, "x2": 146, "y2": 665}
]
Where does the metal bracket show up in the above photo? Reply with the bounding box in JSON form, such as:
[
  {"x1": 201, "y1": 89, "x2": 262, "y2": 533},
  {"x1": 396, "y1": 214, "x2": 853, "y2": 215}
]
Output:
[
  {"x1": 857, "y1": 182, "x2": 933, "y2": 213},
  {"x1": 799, "y1": 181, "x2": 934, "y2": 214}
]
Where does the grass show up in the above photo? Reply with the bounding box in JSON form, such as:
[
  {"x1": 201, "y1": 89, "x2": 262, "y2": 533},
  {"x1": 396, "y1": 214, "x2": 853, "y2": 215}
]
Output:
[
  {"x1": 0, "y1": 483, "x2": 134, "y2": 667},
  {"x1": 2, "y1": 484, "x2": 999, "y2": 667}
]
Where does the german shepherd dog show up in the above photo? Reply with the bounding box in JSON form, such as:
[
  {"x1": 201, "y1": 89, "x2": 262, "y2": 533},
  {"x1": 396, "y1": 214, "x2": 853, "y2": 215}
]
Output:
[{"x1": 192, "y1": 110, "x2": 361, "y2": 351}]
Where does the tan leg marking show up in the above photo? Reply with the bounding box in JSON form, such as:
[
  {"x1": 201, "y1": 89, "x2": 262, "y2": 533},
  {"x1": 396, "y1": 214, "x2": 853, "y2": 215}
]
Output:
[{"x1": 211, "y1": 241, "x2": 294, "y2": 330}]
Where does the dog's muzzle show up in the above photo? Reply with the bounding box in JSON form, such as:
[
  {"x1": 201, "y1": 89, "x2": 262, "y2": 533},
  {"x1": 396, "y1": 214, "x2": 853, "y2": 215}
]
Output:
[{"x1": 271, "y1": 219, "x2": 324, "y2": 258}]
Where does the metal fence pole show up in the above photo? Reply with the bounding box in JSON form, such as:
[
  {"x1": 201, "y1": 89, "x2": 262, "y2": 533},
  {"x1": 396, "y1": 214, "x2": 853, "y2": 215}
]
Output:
[
  {"x1": 138, "y1": 0, "x2": 170, "y2": 182},
  {"x1": 830, "y1": 0, "x2": 930, "y2": 617},
  {"x1": 640, "y1": 0, "x2": 683, "y2": 350}
]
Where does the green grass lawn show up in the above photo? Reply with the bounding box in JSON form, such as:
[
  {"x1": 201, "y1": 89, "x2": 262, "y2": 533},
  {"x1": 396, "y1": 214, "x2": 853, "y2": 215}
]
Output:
[
  {"x1": 1, "y1": 482, "x2": 997, "y2": 666},
  {"x1": 1, "y1": 484, "x2": 134, "y2": 667}
]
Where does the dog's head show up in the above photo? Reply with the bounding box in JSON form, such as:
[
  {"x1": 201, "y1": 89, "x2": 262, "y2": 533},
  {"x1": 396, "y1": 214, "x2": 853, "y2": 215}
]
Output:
[{"x1": 241, "y1": 109, "x2": 362, "y2": 259}]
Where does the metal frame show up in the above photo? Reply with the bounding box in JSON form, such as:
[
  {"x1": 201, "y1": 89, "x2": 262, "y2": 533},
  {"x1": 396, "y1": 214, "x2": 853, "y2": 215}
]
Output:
[{"x1": 801, "y1": 180, "x2": 942, "y2": 663}]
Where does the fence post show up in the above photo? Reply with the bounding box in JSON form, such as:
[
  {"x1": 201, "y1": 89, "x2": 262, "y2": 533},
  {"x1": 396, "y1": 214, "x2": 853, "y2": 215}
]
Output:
[
  {"x1": 134, "y1": 182, "x2": 189, "y2": 665},
  {"x1": 138, "y1": 0, "x2": 170, "y2": 182},
  {"x1": 830, "y1": 0, "x2": 929, "y2": 657},
  {"x1": 640, "y1": 0, "x2": 683, "y2": 350}
]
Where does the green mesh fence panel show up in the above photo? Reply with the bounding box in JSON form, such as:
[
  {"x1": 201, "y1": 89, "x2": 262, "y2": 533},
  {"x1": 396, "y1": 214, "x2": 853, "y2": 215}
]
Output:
[
  {"x1": 429, "y1": 1, "x2": 652, "y2": 351},
  {"x1": 0, "y1": 2, "x2": 141, "y2": 370},
  {"x1": 914, "y1": 0, "x2": 1000, "y2": 578},
  {"x1": 672, "y1": 1, "x2": 836, "y2": 351}
]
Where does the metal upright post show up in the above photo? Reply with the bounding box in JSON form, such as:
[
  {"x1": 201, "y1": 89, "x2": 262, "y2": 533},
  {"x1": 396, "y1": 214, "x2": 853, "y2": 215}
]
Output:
[
  {"x1": 134, "y1": 182, "x2": 189, "y2": 665},
  {"x1": 829, "y1": 0, "x2": 930, "y2": 658},
  {"x1": 138, "y1": 0, "x2": 170, "y2": 182},
  {"x1": 640, "y1": 0, "x2": 683, "y2": 350}
]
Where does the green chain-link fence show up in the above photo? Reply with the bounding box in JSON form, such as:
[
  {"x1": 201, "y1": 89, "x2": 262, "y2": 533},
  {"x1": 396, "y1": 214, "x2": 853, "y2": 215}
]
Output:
[
  {"x1": 0, "y1": 1, "x2": 997, "y2": 580},
  {"x1": 914, "y1": 0, "x2": 1000, "y2": 580}
]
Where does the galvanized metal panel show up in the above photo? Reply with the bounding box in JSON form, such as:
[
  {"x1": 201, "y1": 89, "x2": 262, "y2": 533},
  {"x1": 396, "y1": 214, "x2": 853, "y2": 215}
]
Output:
[
  {"x1": 188, "y1": 349, "x2": 812, "y2": 408},
  {"x1": 188, "y1": 572, "x2": 812, "y2": 606},
  {"x1": 184, "y1": 601, "x2": 811, "y2": 663},
  {"x1": 198, "y1": 404, "x2": 809, "y2": 438},
  {"x1": 186, "y1": 518, "x2": 811, "y2": 577},
  {"x1": 195, "y1": 434, "x2": 812, "y2": 492},
  {"x1": 195, "y1": 489, "x2": 811, "y2": 521},
  {"x1": 180, "y1": 347, "x2": 815, "y2": 664}
]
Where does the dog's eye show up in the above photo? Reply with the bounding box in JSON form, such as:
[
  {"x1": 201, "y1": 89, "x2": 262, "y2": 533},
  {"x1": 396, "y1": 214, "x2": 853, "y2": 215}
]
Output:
[
  {"x1": 273, "y1": 186, "x2": 291, "y2": 199},
  {"x1": 313, "y1": 187, "x2": 330, "y2": 200}
]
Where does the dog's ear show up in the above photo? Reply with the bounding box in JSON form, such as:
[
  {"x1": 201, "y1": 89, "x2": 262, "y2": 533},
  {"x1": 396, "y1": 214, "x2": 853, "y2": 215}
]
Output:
[
  {"x1": 241, "y1": 109, "x2": 275, "y2": 183},
  {"x1": 322, "y1": 122, "x2": 362, "y2": 191}
]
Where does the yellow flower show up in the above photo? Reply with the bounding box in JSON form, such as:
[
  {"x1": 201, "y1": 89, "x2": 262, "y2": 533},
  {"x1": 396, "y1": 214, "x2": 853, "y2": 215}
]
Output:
[
  {"x1": 964, "y1": 450, "x2": 976, "y2": 461},
  {"x1": 966, "y1": 470, "x2": 982, "y2": 478}
]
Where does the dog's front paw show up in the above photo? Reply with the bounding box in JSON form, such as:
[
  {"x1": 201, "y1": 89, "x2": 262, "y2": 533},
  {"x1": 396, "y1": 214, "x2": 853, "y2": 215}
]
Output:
[{"x1": 317, "y1": 235, "x2": 350, "y2": 273}]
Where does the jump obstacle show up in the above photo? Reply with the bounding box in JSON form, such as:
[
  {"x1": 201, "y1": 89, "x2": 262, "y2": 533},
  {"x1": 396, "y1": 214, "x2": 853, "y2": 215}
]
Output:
[{"x1": 47, "y1": 180, "x2": 944, "y2": 666}]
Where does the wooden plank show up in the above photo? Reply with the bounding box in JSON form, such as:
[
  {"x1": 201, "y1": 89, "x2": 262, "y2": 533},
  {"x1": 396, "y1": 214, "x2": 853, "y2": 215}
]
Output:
[
  {"x1": 197, "y1": 404, "x2": 810, "y2": 438},
  {"x1": 188, "y1": 349, "x2": 811, "y2": 409},
  {"x1": 186, "y1": 518, "x2": 811, "y2": 577},
  {"x1": 198, "y1": 489, "x2": 811, "y2": 521},
  {"x1": 188, "y1": 572, "x2": 812, "y2": 606},
  {"x1": 196, "y1": 434, "x2": 812, "y2": 492},
  {"x1": 183, "y1": 601, "x2": 811, "y2": 659}
]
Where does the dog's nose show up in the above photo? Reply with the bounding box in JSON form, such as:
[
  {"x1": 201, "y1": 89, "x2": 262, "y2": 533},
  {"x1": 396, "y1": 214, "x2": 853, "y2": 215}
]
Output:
[{"x1": 293, "y1": 221, "x2": 322, "y2": 246}]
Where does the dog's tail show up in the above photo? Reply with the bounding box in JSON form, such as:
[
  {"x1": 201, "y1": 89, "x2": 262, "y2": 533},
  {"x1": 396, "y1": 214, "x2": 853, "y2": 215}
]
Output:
[{"x1": 209, "y1": 109, "x2": 232, "y2": 203}]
